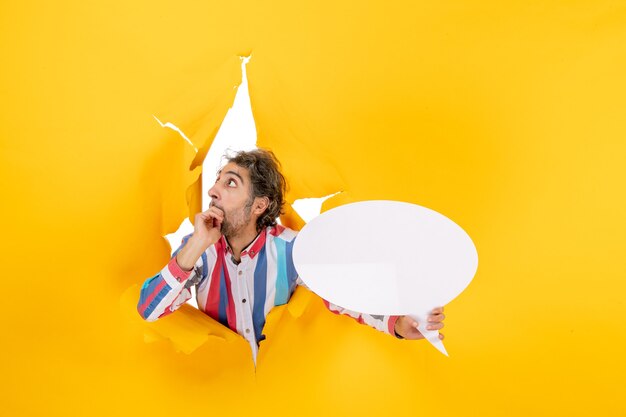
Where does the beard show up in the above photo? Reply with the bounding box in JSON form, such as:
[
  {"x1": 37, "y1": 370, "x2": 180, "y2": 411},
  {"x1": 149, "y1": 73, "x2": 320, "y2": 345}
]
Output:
[{"x1": 217, "y1": 197, "x2": 254, "y2": 238}]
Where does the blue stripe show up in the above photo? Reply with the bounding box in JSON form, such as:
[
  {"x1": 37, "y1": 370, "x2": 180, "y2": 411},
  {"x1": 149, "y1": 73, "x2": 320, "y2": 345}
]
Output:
[
  {"x1": 274, "y1": 238, "x2": 289, "y2": 305},
  {"x1": 201, "y1": 252, "x2": 208, "y2": 279},
  {"x1": 139, "y1": 274, "x2": 161, "y2": 306},
  {"x1": 218, "y1": 267, "x2": 228, "y2": 327},
  {"x1": 252, "y1": 244, "x2": 268, "y2": 344},
  {"x1": 141, "y1": 274, "x2": 157, "y2": 291},
  {"x1": 285, "y1": 238, "x2": 298, "y2": 295},
  {"x1": 143, "y1": 282, "x2": 172, "y2": 318}
]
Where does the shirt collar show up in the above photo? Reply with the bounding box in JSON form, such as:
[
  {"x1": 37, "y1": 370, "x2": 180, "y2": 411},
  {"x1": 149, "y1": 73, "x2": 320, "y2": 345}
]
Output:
[{"x1": 219, "y1": 228, "x2": 268, "y2": 260}]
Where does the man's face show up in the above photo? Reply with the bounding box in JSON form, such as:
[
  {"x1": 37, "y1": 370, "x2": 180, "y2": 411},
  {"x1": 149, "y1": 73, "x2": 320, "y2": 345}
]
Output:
[{"x1": 208, "y1": 162, "x2": 255, "y2": 237}]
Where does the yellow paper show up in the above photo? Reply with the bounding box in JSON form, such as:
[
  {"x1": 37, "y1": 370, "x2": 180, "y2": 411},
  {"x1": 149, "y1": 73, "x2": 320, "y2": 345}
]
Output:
[{"x1": 1, "y1": 1, "x2": 625, "y2": 416}]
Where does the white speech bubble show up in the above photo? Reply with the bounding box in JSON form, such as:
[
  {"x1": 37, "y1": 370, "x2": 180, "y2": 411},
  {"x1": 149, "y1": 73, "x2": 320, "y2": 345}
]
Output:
[{"x1": 292, "y1": 200, "x2": 478, "y2": 356}]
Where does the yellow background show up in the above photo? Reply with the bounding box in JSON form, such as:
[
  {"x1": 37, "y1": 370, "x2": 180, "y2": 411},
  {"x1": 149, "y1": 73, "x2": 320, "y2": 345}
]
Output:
[{"x1": 1, "y1": 1, "x2": 625, "y2": 416}]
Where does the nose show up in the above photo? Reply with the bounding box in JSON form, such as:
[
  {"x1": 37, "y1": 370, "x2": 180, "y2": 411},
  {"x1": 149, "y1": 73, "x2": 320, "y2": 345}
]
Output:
[{"x1": 208, "y1": 183, "x2": 220, "y2": 203}]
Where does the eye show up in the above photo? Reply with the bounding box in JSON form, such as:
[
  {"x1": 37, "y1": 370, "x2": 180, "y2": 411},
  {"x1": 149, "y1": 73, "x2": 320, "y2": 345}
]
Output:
[{"x1": 227, "y1": 179, "x2": 237, "y2": 187}]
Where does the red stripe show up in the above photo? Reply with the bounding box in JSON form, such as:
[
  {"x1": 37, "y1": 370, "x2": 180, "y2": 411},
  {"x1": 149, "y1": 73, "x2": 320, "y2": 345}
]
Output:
[
  {"x1": 269, "y1": 224, "x2": 285, "y2": 236},
  {"x1": 222, "y1": 265, "x2": 237, "y2": 330},
  {"x1": 388, "y1": 315, "x2": 400, "y2": 334},
  {"x1": 158, "y1": 308, "x2": 174, "y2": 319},
  {"x1": 248, "y1": 229, "x2": 267, "y2": 259},
  {"x1": 138, "y1": 279, "x2": 167, "y2": 316},
  {"x1": 205, "y1": 241, "x2": 224, "y2": 319},
  {"x1": 166, "y1": 256, "x2": 192, "y2": 281}
]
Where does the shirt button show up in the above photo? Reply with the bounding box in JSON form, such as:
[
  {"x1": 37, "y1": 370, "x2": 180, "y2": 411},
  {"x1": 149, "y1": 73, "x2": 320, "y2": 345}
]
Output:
[
  {"x1": 238, "y1": 271, "x2": 242, "y2": 276},
  {"x1": 242, "y1": 299, "x2": 247, "y2": 303},
  {"x1": 250, "y1": 250, "x2": 255, "y2": 255},
  {"x1": 245, "y1": 329, "x2": 250, "y2": 334}
]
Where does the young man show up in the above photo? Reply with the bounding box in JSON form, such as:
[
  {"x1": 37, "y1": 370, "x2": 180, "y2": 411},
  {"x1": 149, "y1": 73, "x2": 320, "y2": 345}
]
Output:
[{"x1": 138, "y1": 149, "x2": 445, "y2": 362}]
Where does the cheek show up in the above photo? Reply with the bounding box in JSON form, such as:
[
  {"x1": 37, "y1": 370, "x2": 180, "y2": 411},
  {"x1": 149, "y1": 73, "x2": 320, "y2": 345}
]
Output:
[
  {"x1": 221, "y1": 193, "x2": 247, "y2": 214},
  {"x1": 231, "y1": 191, "x2": 250, "y2": 206}
]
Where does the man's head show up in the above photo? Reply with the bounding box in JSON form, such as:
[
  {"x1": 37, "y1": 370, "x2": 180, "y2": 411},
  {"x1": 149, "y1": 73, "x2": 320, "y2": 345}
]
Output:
[{"x1": 208, "y1": 148, "x2": 286, "y2": 237}]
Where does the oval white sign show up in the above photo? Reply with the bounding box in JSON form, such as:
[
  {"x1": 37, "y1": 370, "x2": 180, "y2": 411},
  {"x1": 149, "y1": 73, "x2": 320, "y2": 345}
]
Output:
[{"x1": 292, "y1": 200, "x2": 478, "y2": 355}]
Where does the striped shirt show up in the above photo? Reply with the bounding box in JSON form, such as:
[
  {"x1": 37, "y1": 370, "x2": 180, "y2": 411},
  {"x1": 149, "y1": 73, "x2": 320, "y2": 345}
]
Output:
[{"x1": 138, "y1": 224, "x2": 399, "y2": 362}]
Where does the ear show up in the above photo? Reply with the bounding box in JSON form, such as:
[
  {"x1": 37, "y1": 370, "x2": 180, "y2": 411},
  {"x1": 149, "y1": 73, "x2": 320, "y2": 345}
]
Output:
[{"x1": 252, "y1": 196, "x2": 269, "y2": 216}]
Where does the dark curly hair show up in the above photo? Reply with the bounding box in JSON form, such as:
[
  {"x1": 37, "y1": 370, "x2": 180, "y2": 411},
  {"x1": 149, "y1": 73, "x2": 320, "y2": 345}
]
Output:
[{"x1": 225, "y1": 148, "x2": 287, "y2": 231}]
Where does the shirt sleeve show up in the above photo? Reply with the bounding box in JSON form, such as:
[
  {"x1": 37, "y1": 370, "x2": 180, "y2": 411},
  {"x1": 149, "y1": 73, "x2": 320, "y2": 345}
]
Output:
[
  {"x1": 137, "y1": 234, "x2": 206, "y2": 321},
  {"x1": 296, "y1": 276, "x2": 401, "y2": 337}
]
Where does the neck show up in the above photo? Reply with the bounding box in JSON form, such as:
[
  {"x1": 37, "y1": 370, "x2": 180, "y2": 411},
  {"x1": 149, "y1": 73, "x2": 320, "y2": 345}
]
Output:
[{"x1": 226, "y1": 223, "x2": 261, "y2": 262}]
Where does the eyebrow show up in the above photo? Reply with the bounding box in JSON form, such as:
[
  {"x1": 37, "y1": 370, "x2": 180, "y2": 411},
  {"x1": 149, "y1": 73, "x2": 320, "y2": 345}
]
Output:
[{"x1": 223, "y1": 170, "x2": 244, "y2": 184}]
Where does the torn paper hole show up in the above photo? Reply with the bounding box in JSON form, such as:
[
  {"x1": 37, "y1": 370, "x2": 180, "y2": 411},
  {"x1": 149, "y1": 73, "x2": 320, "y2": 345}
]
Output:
[
  {"x1": 159, "y1": 55, "x2": 330, "y2": 363},
  {"x1": 291, "y1": 191, "x2": 342, "y2": 223},
  {"x1": 165, "y1": 55, "x2": 257, "y2": 260},
  {"x1": 201, "y1": 55, "x2": 258, "y2": 211}
]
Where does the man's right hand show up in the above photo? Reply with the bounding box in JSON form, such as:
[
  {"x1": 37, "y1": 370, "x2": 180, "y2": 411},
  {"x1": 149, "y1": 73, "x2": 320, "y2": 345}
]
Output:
[
  {"x1": 192, "y1": 206, "x2": 224, "y2": 247},
  {"x1": 175, "y1": 207, "x2": 224, "y2": 271}
]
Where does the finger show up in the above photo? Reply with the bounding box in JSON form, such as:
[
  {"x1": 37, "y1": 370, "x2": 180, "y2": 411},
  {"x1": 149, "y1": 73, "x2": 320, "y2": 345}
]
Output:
[
  {"x1": 426, "y1": 322, "x2": 444, "y2": 331},
  {"x1": 207, "y1": 208, "x2": 224, "y2": 221},
  {"x1": 439, "y1": 333, "x2": 445, "y2": 340},
  {"x1": 214, "y1": 216, "x2": 222, "y2": 228},
  {"x1": 196, "y1": 213, "x2": 211, "y2": 227},
  {"x1": 210, "y1": 214, "x2": 224, "y2": 226},
  {"x1": 204, "y1": 217, "x2": 217, "y2": 230},
  {"x1": 200, "y1": 213, "x2": 220, "y2": 230},
  {"x1": 208, "y1": 206, "x2": 225, "y2": 216},
  {"x1": 431, "y1": 306, "x2": 444, "y2": 314},
  {"x1": 208, "y1": 206, "x2": 224, "y2": 216},
  {"x1": 205, "y1": 212, "x2": 224, "y2": 226},
  {"x1": 201, "y1": 212, "x2": 217, "y2": 224},
  {"x1": 428, "y1": 313, "x2": 445, "y2": 323}
]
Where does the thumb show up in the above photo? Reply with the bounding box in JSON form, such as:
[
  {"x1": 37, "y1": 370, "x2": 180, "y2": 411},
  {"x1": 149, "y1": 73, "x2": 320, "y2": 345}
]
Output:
[
  {"x1": 404, "y1": 316, "x2": 419, "y2": 329},
  {"x1": 401, "y1": 316, "x2": 419, "y2": 330}
]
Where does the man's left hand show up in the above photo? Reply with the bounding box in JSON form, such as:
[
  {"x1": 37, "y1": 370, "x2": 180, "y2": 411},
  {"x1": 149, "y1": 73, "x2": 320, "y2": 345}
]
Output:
[{"x1": 394, "y1": 307, "x2": 445, "y2": 340}]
